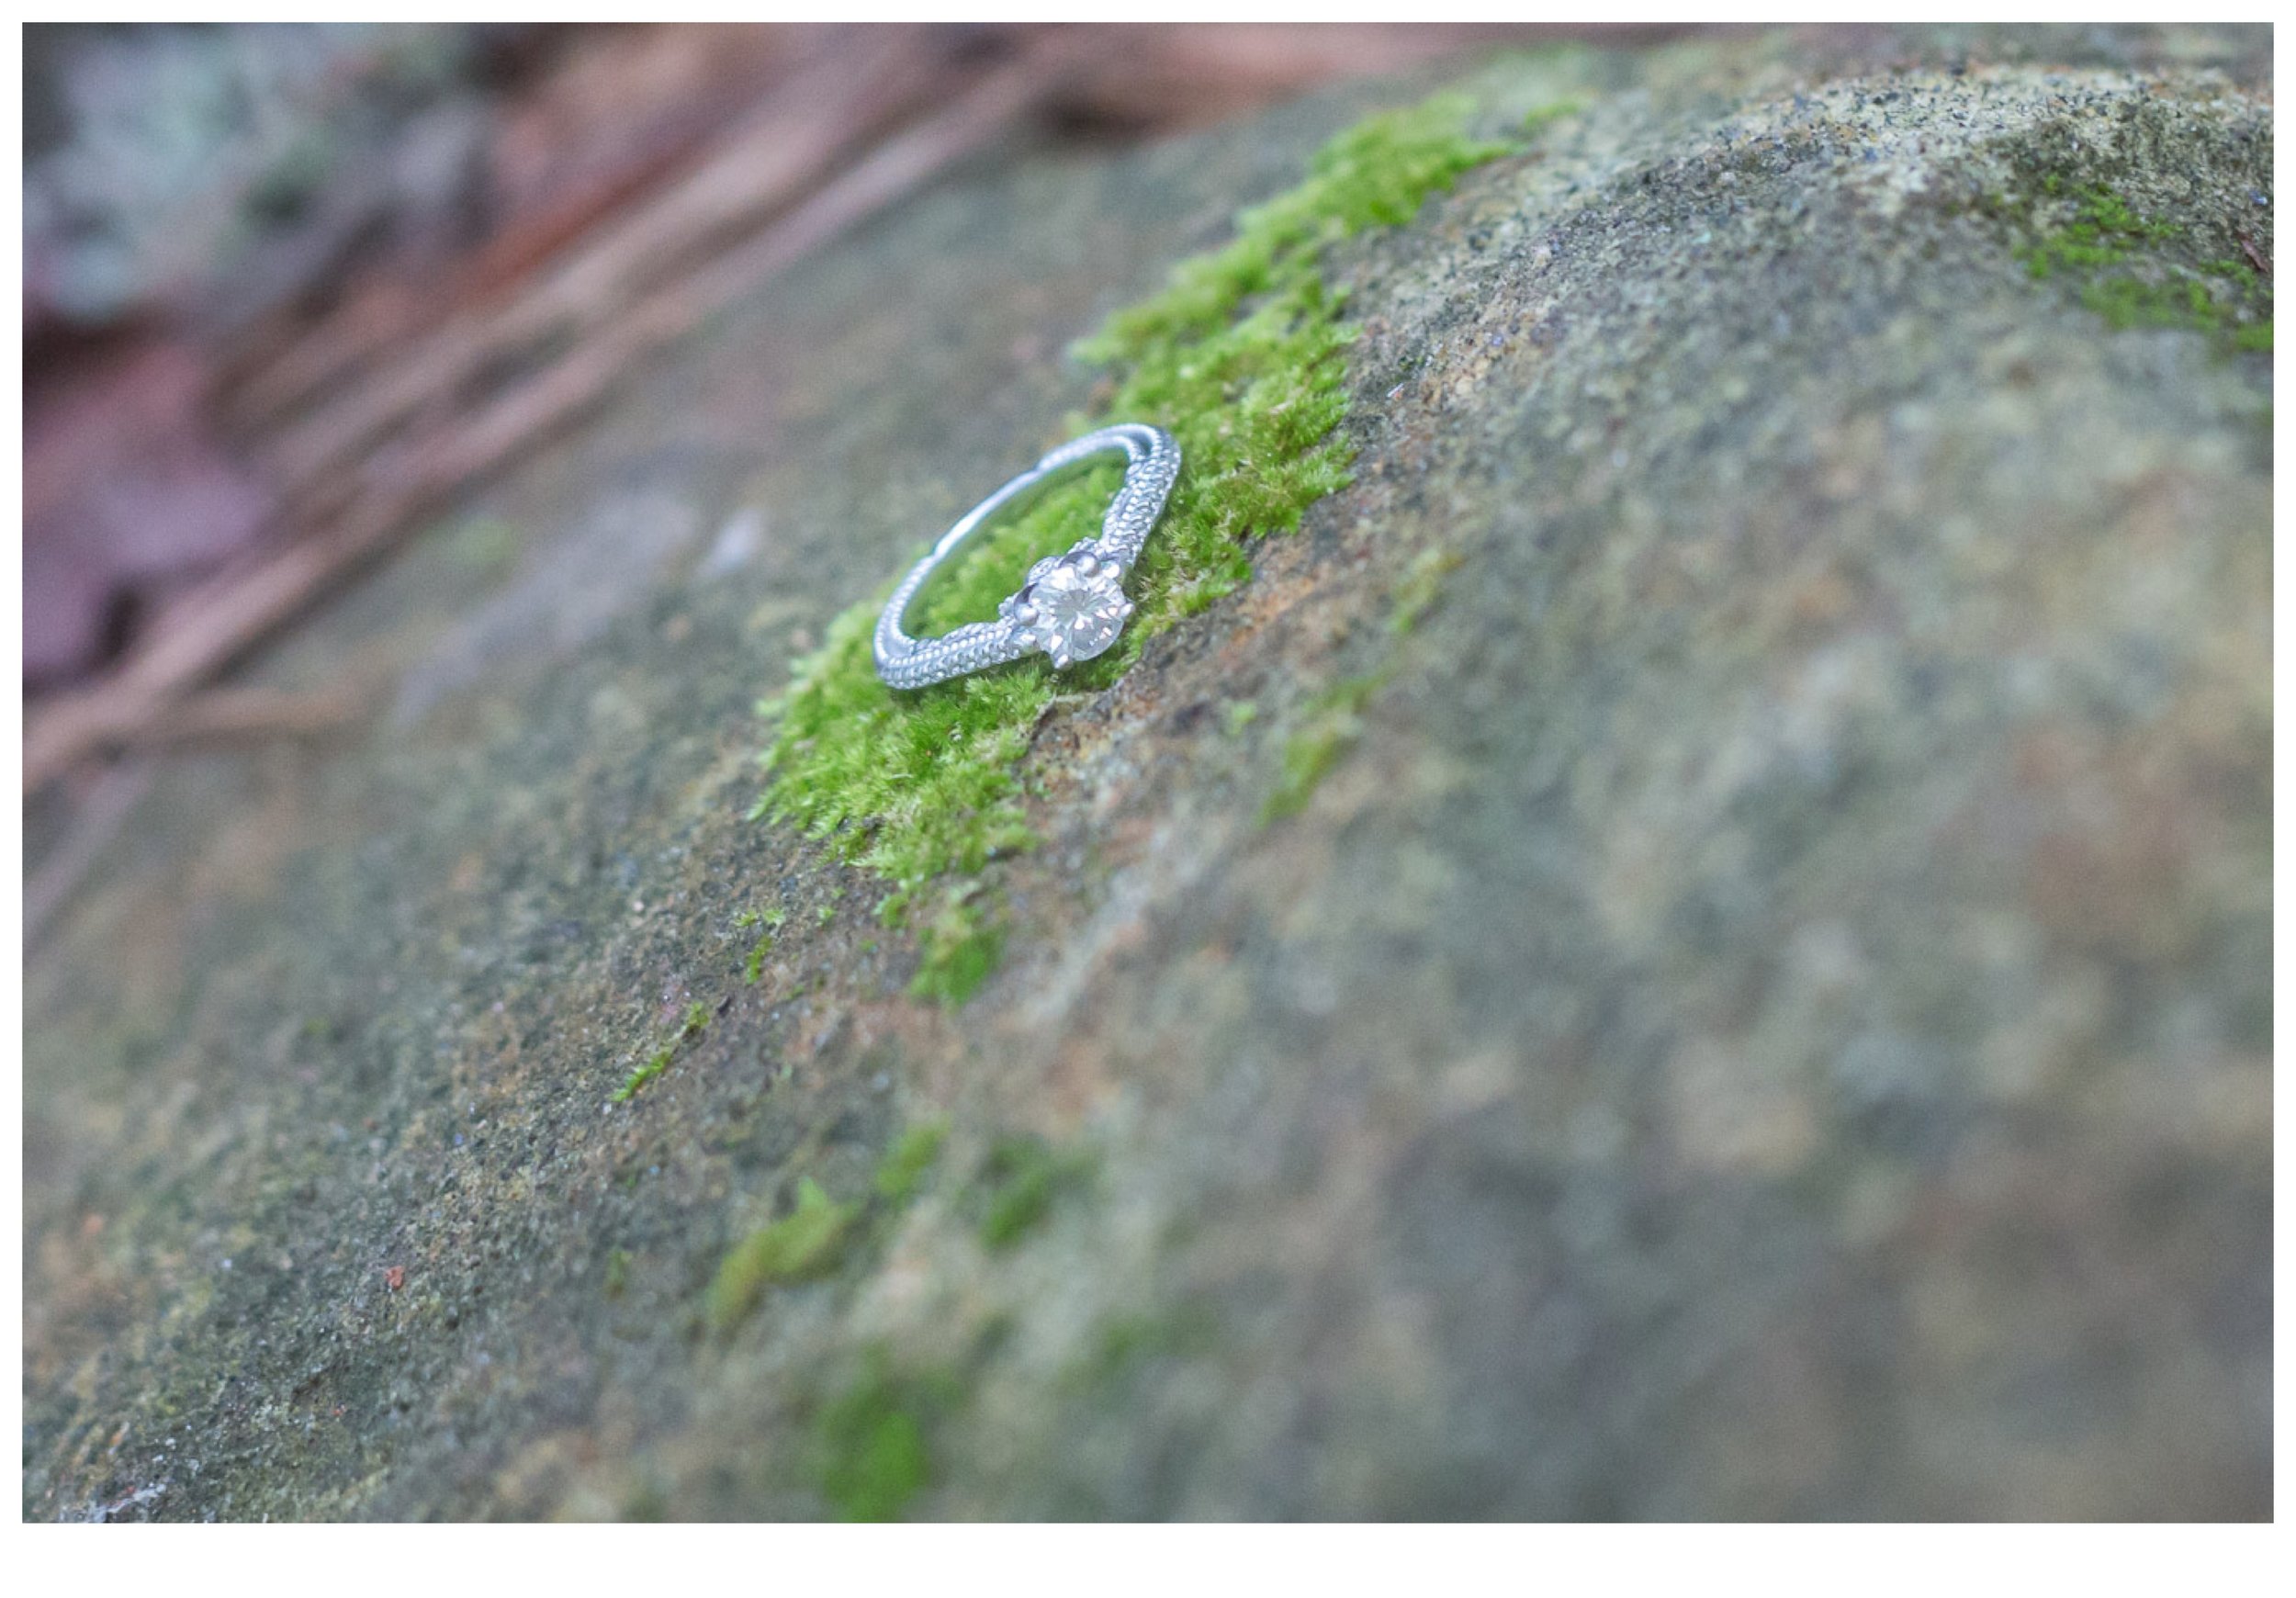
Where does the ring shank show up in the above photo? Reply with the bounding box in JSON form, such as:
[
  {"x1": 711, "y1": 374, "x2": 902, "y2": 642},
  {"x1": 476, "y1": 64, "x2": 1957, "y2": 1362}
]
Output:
[{"x1": 872, "y1": 422, "x2": 1179, "y2": 690}]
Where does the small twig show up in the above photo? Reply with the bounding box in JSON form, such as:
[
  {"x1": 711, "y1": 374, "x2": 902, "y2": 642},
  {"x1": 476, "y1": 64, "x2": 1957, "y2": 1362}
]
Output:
[
  {"x1": 129, "y1": 685, "x2": 362, "y2": 747},
  {"x1": 25, "y1": 493, "x2": 428, "y2": 791},
  {"x1": 31, "y1": 681, "x2": 359, "y2": 789},
  {"x1": 253, "y1": 26, "x2": 947, "y2": 512}
]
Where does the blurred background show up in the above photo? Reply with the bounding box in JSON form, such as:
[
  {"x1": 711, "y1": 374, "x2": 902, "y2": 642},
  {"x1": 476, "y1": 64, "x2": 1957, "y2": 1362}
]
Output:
[{"x1": 25, "y1": 21, "x2": 1667, "y2": 798}]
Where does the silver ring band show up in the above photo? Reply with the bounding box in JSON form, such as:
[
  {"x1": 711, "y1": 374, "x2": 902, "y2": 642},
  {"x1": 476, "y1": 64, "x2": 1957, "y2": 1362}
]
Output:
[{"x1": 872, "y1": 422, "x2": 1180, "y2": 690}]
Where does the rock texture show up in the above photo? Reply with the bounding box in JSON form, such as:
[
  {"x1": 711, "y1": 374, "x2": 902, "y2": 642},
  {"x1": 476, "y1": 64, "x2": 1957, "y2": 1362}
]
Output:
[{"x1": 24, "y1": 26, "x2": 2270, "y2": 1521}]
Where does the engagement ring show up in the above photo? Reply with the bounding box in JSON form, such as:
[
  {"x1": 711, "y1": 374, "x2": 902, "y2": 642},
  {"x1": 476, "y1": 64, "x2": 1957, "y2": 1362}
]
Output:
[{"x1": 872, "y1": 422, "x2": 1180, "y2": 690}]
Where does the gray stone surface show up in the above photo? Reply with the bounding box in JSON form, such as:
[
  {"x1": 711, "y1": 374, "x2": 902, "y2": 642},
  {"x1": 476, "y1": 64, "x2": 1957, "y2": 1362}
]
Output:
[{"x1": 24, "y1": 27, "x2": 2270, "y2": 1521}]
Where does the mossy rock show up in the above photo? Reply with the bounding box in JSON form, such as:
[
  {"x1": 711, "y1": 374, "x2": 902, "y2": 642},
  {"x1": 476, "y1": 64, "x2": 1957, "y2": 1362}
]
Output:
[{"x1": 24, "y1": 26, "x2": 2268, "y2": 1521}]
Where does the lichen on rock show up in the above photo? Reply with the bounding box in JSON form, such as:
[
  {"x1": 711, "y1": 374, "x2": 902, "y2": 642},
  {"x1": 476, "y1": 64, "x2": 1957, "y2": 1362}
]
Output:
[{"x1": 1996, "y1": 171, "x2": 2270, "y2": 350}]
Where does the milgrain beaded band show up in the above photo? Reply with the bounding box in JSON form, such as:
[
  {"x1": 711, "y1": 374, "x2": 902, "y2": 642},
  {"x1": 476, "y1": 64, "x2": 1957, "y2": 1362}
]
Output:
[{"x1": 872, "y1": 423, "x2": 1180, "y2": 691}]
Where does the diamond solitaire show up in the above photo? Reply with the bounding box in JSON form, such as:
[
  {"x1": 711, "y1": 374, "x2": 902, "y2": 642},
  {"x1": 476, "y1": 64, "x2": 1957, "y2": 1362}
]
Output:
[
  {"x1": 1005, "y1": 552, "x2": 1133, "y2": 669},
  {"x1": 872, "y1": 423, "x2": 1179, "y2": 691}
]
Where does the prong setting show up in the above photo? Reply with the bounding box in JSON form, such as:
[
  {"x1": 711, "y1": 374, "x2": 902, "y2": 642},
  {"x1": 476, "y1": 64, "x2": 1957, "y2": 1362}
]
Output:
[{"x1": 1010, "y1": 547, "x2": 1131, "y2": 667}]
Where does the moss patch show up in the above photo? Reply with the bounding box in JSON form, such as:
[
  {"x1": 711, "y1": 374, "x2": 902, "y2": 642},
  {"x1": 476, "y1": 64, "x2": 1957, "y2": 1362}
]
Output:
[
  {"x1": 614, "y1": 1051, "x2": 673, "y2": 1103},
  {"x1": 753, "y1": 91, "x2": 1523, "y2": 1000},
  {"x1": 1257, "y1": 548, "x2": 1458, "y2": 821},
  {"x1": 1064, "y1": 1305, "x2": 1222, "y2": 1397},
  {"x1": 704, "y1": 1177, "x2": 856, "y2": 1334},
  {"x1": 974, "y1": 1134, "x2": 1094, "y2": 1251},
  {"x1": 735, "y1": 906, "x2": 786, "y2": 985},
  {"x1": 706, "y1": 1120, "x2": 946, "y2": 1336},
  {"x1": 1260, "y1": 671, "x2": 1388, "y2": 825},
  {"x1": 1385, "y1": 546, "x2": 1463, "y2": 636},
  {"x1": 741, "y1": 935, "x2": 772, "y2": 985},
  {"x1": 611, "y1": 999, "x2": 712, "y2": 1103},
  {"x1": 2006, "y1": 175, "x2": 2271, "y2": 352},
  {"x1": 807, "y1": 1349, "x2": 961, "y2": 1522},
  {"x1": 872, "y1": 1120, "x2": 949, "y2": 1206},
  {"x1": 906, "y1": 896, "x2": 1005, "y2": 1005}
]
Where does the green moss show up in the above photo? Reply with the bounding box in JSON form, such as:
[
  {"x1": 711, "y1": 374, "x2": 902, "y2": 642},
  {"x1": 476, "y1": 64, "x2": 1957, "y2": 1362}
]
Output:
[
  {"x1": 705, "y1": 1177, "x2": 857, "y2": 1334},
  {"x1": 1248, "y1": 549, "x2": 1458, "y2": 823},
  {"x1": 603, "y1": 1247, "x2": 631, "y2": 1300},
  {"x1": 751, "y1": 90, "x2": 1525, "y2": 1002},
  {"x1": 873, "y1": 1120, "x2": 950, "y2": 1205},
  {"x1": 1066, "y1": 1305, "x2": 1221, "y2": 1395},
  {"x1": 2008, "y1": 178, "x2": 2270, "y2": 352},
  {"x1": 612, "y1": 1047, "x2": 673, "y2": 1103},
  {"x1": 611, "y1": 999, "x2": 712, "y2": 1102},
  {"x1": 2016, "y1": 177, "x2": 2178, "y2": 278},
  {"x1": 1265, "y1": 726, "x2": 1350, "y2": 821},
  {"x1": 975, "y1": 1134, "x2": 1092, "y2": 1251},
  {"x1": 807, "y1": 1350, "x2": 960, "y2": 1522},
  {"x1": 1519, "y1": 98, "x2": 1583, "y2": 139},
  {"x1": 742, "y1": 933, "x2": 773, "y2": 985},
  {"x1": 909, "y1": 900, "x2": 1005, "y2": 1005},
  {"x1": 1260, "y1": 671, "x2": 1388, "y2": 824},
  {"x1": 1386, "y1": 546, "x2": 1462, "y2": 636}
]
